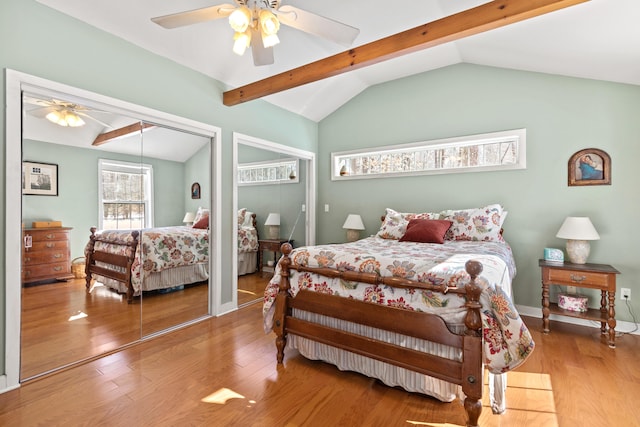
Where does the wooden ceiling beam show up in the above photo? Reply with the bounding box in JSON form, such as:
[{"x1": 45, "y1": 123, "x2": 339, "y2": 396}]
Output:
[
  {"x1": 92, "y1": 122, "x2": 155, "y2": 147},
  {"x1": 223, "y1": 0, "x2": 588, "y2": 106}
]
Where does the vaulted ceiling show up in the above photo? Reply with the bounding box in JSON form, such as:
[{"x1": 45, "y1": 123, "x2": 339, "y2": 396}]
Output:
[{"x1": 36, "y1": 0, "x2": 640, "y2": 122}]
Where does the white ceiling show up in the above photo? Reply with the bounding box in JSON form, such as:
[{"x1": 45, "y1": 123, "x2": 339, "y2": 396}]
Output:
[{"x1": 35, "y1": 0, "x2": 640, "y2": 123}]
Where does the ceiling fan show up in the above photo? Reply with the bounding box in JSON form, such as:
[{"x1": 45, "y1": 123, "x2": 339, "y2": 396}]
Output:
[
  {"x1": 24, "y1": 96, "x2": 112, "y2": 128},
  {"x1": 151, "y1": 0, "x2": 360, "y2": 66}
]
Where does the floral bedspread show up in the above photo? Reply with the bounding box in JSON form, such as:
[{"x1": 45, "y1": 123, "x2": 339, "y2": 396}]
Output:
[
  {"x1": 263, "y1": 236, "x2": 534, "y2": 374},
  {"x1": 86, "y1": 226, "x2": 209, "y2": 292},
  {"x1": 238, "y1": 226, "x2": 258, "y2": 253}
]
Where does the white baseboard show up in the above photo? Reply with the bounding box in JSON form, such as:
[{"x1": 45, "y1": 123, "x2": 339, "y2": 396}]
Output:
[
  {"x1": 516, "y1": 304, "x2": 640, "y2": 335},
  {"x1": 0, "y1": 374, "x2": 21, "y2": 395}
]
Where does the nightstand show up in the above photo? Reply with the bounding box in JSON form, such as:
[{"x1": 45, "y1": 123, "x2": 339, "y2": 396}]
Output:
[
  {"x1": 258, "y1": 239, "x2": 293, "y2": 273},
  {"x1": 539, "y1": 259, "x2": 620, "y2": 348}
]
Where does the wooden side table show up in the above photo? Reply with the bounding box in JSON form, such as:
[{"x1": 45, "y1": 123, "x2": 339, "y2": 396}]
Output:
[
  {"x1": 539, "y1": 259, "x2": 620, "y2": 348},
  {"x1": 258, "y1": 239, "x2": 293, "y2": 273}
]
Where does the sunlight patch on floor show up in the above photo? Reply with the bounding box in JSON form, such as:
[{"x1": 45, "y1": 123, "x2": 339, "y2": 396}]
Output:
[
  {"x1": 202, "y1": 388, "x2": 246, "y2": 405},
  {"x1": 238, "y1": 289, "x2": 258, "y2": 296},
  {"x1": 68, "y1": 311, "x2": 88, "y2": 321}
]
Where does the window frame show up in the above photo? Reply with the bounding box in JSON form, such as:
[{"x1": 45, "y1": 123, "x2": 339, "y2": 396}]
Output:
[
  {"x1": 98, "y1": 158, "x2": 154, "y2": 229},
  {"x1": 331, "y1": 129, "x2": 526, "y2": 181},
  {"x1": 237, "y1": 157, "x2": 299, "y2": 186}
]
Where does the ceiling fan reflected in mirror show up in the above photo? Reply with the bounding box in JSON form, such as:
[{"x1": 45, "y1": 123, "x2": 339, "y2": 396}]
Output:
[
  {"x1": 24, "y1": 96, "x2": 113, "y2": 128},
  {"x1": 151, "y1": 0, "x2": 360, "y2": 66}
]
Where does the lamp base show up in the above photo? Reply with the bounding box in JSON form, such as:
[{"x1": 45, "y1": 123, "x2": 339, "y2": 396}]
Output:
[
  {"x1": 268, "y1": 225, "x2": 280, "y2": 240},
  {"x1": 566, "y1": 239, "x2": 590, "y2": 264},
  {"x1": 346, "y1": 229, "x2": 360, "y2": 242}
]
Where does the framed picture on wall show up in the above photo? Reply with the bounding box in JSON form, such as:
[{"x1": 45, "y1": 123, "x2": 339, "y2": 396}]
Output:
[
  {"x1": 568, "y1": 148, "x2": 611, "y2": 186},
  {"x1": 191, "y1": 182, "x2": 201, "y2": 199},
  {"x1": 22, "y1": 161, "x2": 58, "y2": 196}
]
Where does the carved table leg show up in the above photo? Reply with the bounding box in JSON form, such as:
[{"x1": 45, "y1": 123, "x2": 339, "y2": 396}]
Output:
[
  {"x1": 542, "y1": 281, "x2": 550, "y2": 333},
  {"x1": 607, "y1": 291, "x2": 617, "y2": 348},
  {"x1": 600, "y1": 290, "x2": 607, "y2": 334}
]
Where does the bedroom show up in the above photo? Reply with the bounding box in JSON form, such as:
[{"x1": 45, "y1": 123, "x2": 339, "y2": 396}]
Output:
[{"x1": 2, "y1": 0, "x2": 640, "y2": 425}]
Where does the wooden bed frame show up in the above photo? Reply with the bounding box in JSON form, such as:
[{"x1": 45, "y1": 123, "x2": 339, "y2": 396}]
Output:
[
  {"x1": 272, "y1": 242, "x2": 486, "y2": 427},
  {"x1": 85, "y1": 226, "x2": 139, "y2": 303},
  {"x1": 85, "y1": 213, "x2": 258, "y2": 303}
]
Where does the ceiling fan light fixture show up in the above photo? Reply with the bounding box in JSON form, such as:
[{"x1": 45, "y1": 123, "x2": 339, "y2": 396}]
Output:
[
  {"x1": 228, "y1": 6, "x2": 251, "y2": 33},
  {"x1": 259, "y1": 9, "x2": 279, "y2": 35},
  {"x1": 45, "y1": 108, "x2": 85, "y2": 127},
  {"x1": 233, "y1": 30, "x2": 251, "y2": 56}
]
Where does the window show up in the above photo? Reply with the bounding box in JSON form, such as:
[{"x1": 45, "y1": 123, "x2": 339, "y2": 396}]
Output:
[
  {"x1": 98, "y1": 159, "x2": 154, "y2": 229},
  {"x1": 238, "y1": 157, "x2": 298, "y2": 185},
  {"x1": 331, "y1": 129, "x2": 526, "y2": 180}
]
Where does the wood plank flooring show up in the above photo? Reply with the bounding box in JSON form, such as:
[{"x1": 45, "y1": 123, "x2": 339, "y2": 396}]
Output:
[
  {"x1": 4, "y1": 302, "x2": 640, "y2": 426},
  {"x1": 20, "y1": 278, "x2": 208, "y2": 380}
]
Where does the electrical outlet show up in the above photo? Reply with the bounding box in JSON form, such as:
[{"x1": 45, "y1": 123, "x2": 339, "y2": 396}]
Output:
[
  {"x1": 621, "y1": 288, "x2": 631, "y2": 301},
  {"x1": 566, "y1": 286, "x2": 577, "y2": 294}
]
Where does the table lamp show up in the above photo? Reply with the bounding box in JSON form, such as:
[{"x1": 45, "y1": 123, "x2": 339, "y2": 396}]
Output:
[
  {"x1": 182, "y1": 212, "x2": 195, "y2": 226},
  {"x1": 342, "y1": 214, "x2": 365, "y2": 242},
  {"x1": 265, "y1": 213, "x2": 280, "y2": 239},
  {"x1": 555, "y1": 216, "x2": 600, "y2": 264}
]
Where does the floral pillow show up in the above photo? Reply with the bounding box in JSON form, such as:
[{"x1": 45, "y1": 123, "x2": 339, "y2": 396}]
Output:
[
  {"x1": 237, "y1": 208, "x2": 247, "y2": 226},
  {"x1": 376, "y1": 208, "x2": 441, "y2": 240},
  {"x1": 194, "y1": 206, "x2": 210, "y2": 224},
  {"x1": 440, "y1": 203, "x2": 505, "y2": 242},
  {"x1": 242, "y1": 211, "x2": 255, "y2": 228},
  {"x1": 192, "y1": 214, "x2": 209, "y2": 229}
]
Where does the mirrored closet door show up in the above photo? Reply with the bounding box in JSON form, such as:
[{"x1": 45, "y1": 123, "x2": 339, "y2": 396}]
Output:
[
  {"x1": 18, "y1": 82, "x2": 215, "y2": 381},
  {"x1": 234, "y1": 134, "x2": 315, "y2": 308}
]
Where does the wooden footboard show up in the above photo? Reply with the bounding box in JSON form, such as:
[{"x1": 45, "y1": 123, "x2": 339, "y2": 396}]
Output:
[
  {"x1": 85, "y1": 227, "x2": 140, "y2": 303},
  {"x1": 272, "y1": 243, "x2": 484, "y2": 427}
]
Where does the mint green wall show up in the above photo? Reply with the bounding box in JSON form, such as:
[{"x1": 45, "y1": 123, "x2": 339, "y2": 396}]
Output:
[
  {"x1": 318, "y1": 63, "x2": 640, "y2": 323},
  {"x1": 185, "y1": 144, "x2": 211, "y2": 214},
  {"x1": 23, "y1": 140, "x2": 187, "y2": 258},
  {"x1": 1, "y1": 0, "x2": 317, "y2": 376},
  {"x1": 237, "y1": 145, "x2": 307, "y2": 249}
]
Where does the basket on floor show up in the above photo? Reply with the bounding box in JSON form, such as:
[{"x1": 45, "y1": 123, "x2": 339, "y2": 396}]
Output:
[{"x1": 71, "y1": 256, "x2": 86, "y2": 279}]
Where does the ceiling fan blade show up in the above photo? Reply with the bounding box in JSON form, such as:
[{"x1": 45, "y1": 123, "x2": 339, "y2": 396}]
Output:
[
  {"x1": 26, "y1": 106, "x2": 53, "y2": 118},
  {"x1": 151, "y1": 4, "x2": 236, "y2": 29},
  {"x1": 74, "y1": 111, "x2": 113, "y2": 129},
  {"x1": 276, "y1": 5, "x2": 359, "y2": 47},
  {"x1": 251, "y1": 29, "x2": 275, "y2": 66}
]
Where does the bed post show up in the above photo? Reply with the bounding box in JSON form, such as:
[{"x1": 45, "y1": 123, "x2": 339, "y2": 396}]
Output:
[
  {"x1": 462, "y1": 259, "x2": 483, "y2": 427},
  {"x1": 85, "y1": 227, "x2": 97, "y2": 289},
  {"x1": 273, "y1": 242, "x2": 293, "y2": 364}
]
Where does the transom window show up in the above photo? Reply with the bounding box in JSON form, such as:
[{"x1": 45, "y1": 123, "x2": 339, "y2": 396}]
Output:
[
  {"x1": 98, "y1": 159, "x2": 154, "y2": 229},
  {"x1": 238, "y1": 157, "x2": 298, "y2": 185},
  {"x1": 332, "y1": 129, "x2": 526, "y2": 180}
]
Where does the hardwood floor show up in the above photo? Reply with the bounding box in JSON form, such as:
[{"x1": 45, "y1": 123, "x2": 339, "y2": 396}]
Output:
[
  {"x1": 237, "y1": 272, "x2": 271, "y2": 307},
  {"x1": 20, "y1": 278, "x2": 208, "y2": 381},
  {"x1": 5, "y1": 304, "x2": 639, "y2": 426}
]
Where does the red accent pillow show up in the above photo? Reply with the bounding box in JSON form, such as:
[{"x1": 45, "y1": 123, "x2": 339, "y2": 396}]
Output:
[
  {"x1": 192, "y1": 214, "x2": 209, "y2": 229},
  {"x1": 399, "y1": 219, "x2": 453, "y2": 244}
]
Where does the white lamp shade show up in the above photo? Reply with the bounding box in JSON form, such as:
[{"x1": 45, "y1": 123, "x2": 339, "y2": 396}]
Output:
[
  {"x1": 264, "y1": 213, "x2": 280, "y2": 226},
  {"x1": 342, "y1": 214, "x2": 365, "y2": 230},
  {"x1": 556, "y1": 217, "x2": 600, "y2": 240},
  {"x1": 183, "y1": 212, "x2": 196, "y2": 223}
]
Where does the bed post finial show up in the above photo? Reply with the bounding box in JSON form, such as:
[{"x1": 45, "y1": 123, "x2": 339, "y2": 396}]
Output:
[
  {"x1": 464, "y1": 260, "x2": 483, "y2": 337},
  {"x1": 273, "y1": 242, "x2": 293, "y2": 364}
]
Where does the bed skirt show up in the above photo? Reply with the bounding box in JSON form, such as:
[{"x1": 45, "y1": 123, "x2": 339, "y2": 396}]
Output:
[
  {"x1": 238, "y1": 251, "x2": 258, "y2": 276},
  {"x1": 95, "y1": 263, "x2": 209, "y2": 294},
  {"x1": 289, "y1": 309, "x2": 507, "y2": 413}
]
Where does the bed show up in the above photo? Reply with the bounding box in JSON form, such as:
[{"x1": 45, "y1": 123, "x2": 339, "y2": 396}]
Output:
[
  {"x1": 263, "y1": 205, "x2": 535, "y2": 427},
  {"x1": 237, "y1": 208, "x2": 260, "y2": 275},
  {"x1": 85, "y1": 207, "x2": 259, "y2": 302}
]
